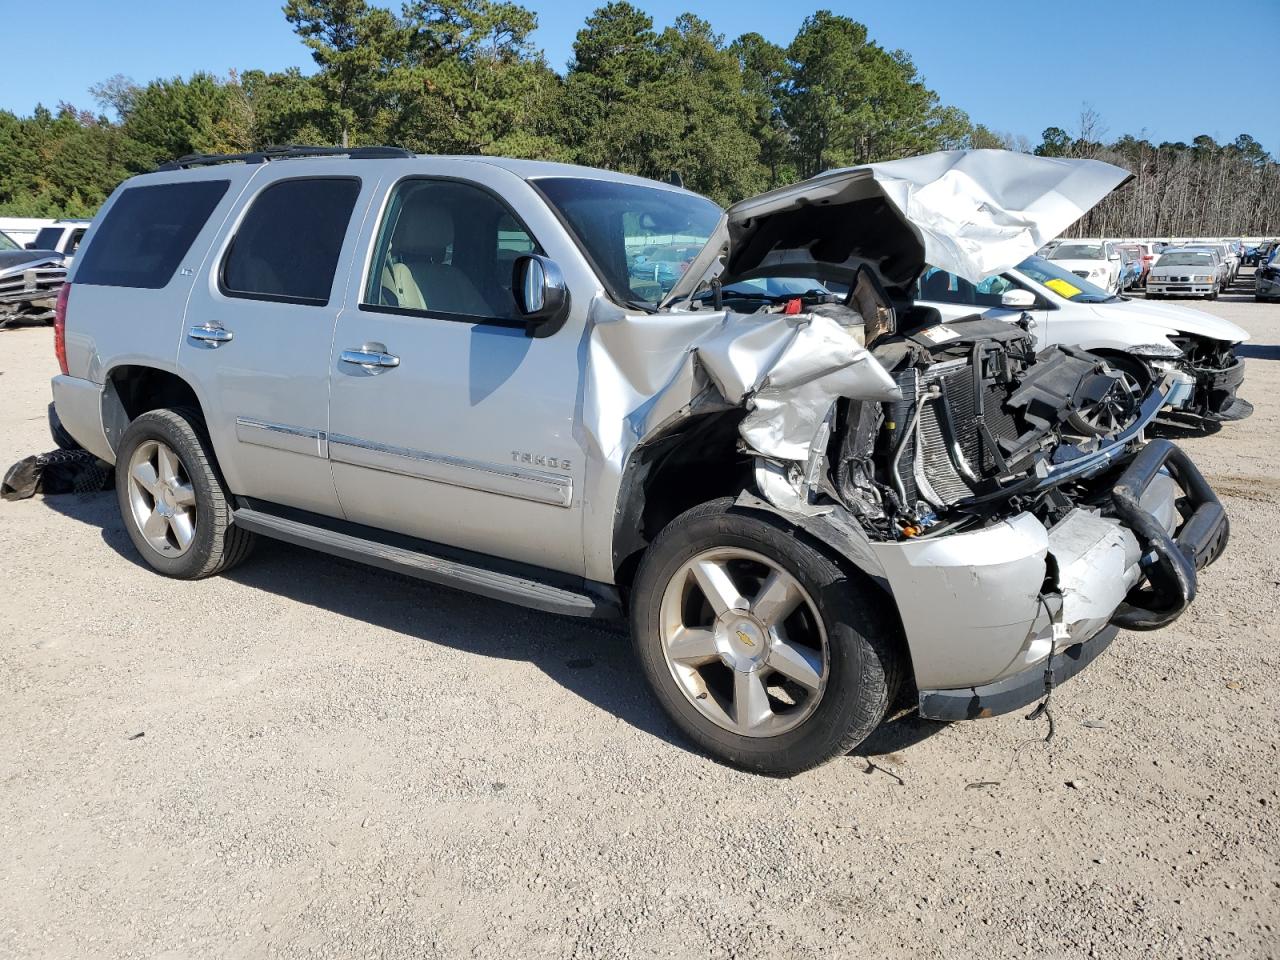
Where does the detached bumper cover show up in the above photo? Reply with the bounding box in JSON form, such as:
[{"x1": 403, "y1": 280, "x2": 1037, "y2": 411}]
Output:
[
  {"x1": 920, "y1": 626, "x2": 1118, "y2": 721},
  {"x1": 912, "y1": 439, "x2": 1227, "y2": 718}
]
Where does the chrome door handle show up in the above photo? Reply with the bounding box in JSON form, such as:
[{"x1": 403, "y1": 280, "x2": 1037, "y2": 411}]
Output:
[
  {"x1": 189, "y1": 323, "x2": 233, "y2": 344},
  {"x1": 340, "y1": 348, "x2": 400, "y2": 368}
]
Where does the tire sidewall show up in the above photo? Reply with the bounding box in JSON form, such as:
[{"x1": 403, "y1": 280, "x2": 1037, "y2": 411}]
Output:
[
  {"x1": 115, "y1": 410, "x2": 223, "y2": 578},
  {"x1": 631, "y1": 501, "x2": 894, "y2": 775}
]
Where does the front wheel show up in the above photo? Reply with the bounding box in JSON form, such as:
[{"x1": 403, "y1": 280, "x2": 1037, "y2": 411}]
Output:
[
  {"x1": 115, "y1": 407, "x2": 255, "y2": 579},
  {"x1": 630, "y1": 498, "x2": 904, "y2": 776}
]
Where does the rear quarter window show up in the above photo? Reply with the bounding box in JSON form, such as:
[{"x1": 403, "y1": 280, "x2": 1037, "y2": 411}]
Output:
[{"x1": 74, "y1": 180, "x2": 230, "y2": 289}]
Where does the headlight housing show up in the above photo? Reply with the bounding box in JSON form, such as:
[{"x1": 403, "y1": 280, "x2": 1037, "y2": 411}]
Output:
[
  {"x1": 1193, "y1": 275, "x2": 1213, "y2": 282},
  {"x1": 1126, "y1": 343, "x2": 1185, "y2": 359}
]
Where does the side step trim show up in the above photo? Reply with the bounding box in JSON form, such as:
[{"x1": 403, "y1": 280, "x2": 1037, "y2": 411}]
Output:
[{"x1": 231, "y1": 506, "x2": 619, "y2": 619}]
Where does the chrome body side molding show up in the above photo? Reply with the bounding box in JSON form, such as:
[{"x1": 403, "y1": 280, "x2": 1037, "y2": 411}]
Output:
[
  {"x1": 327, "y1": 433, "x2": 573, "y2": 507},
  {"x1": 234, "y1": 417, "x2": 327, "y2": 458}
]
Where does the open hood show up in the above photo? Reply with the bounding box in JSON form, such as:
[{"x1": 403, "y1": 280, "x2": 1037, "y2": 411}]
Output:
[{"x1": 661, "y1": 150, "x2": 1131, "y2": 308}]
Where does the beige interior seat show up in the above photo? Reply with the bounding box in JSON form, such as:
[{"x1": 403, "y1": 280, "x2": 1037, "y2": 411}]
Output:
[{"x1": 386, "y1": 197, "x2": 491, "y2": 316}]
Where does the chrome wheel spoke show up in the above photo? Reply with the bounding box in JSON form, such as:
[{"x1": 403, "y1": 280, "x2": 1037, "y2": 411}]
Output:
[
  {"x1": 171, "y1": 482, "x2": 197, "y2": 507},
  {"x1": 732, "y1": 670, "x2": 773, "y2": 732},
  {"x1": 131, "y1": 460, "x2": 159, "y2": 495},
  {"x1": 667, "y1": 627, "x2": 720, "y2": 666},
  {"x1": 168, "y1": 510, "x2": 195, "y2": 550},
  {"x1": 690, "y1": 559, "x2": 745, "y2": 616},
  {"x1": 767, "y1": 637, "x2": 823, "y2": 691},
  {"x1": 142, "y1": 508, "x2": 169, "y2": 543},
  {"x1": 751, "y1": 571, "x2": 803, "y2": 628},
  {"x1": 156, "y1": 444, "x2": 180, "y2": 485}
]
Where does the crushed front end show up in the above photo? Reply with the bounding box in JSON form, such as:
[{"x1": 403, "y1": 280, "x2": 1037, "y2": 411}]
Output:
[{"x1": 820, "y1": 314, "x2": 1229, "y2": 718}]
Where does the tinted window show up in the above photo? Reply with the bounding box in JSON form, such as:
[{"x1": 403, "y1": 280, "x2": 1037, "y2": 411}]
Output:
[
  {"x1": 222, "y1": 178, "x2": 360, "y2": 305},
  {"x1": 363, "y1": 179, "x2": 539, "y2": 321},
  {"x1": 917, "y1": 267, "x2": 1017, "y2": 307},
  {"x1": 75, "y1": 181, "x2": 230, "y2": 288},
  {"x1": 33, "y1": 227, "x2": 62, "y2": 250}
]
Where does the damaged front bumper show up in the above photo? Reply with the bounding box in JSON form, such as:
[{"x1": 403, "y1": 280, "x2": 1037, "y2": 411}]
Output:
[{"x1": 888, "y1": 439, "x2": 1226, "y2": 720}]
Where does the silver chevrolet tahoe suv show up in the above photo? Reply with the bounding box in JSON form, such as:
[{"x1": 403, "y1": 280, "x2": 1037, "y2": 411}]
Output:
[{"x1": 51, "y1": 145, "x2": 1229, "y2": 775}]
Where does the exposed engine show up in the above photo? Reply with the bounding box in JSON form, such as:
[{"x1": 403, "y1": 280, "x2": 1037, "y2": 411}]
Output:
[{"x1": 831, "y1": 315, "x2": 1140, "y2": 541}]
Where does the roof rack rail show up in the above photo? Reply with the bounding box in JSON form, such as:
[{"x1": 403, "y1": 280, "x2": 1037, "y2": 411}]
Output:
[{"x1": 155, "y1": 144, "x2": 414, "y2": 171}]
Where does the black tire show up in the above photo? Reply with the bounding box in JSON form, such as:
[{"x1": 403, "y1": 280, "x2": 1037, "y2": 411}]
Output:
[
  {"x1": 114, "y1": 407, "x2": 255, "y2": 579},
  {"x1": 630, "y1": 498, "x2": 905, "y2": 776}
]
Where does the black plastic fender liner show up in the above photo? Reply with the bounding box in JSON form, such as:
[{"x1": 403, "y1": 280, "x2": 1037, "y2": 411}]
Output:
[{"x1": 1110, "y1": 439, "x2": 1229, "y2": 631}]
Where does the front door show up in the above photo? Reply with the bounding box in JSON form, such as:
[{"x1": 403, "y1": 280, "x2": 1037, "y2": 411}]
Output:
[
  {"x1": 325, "y1": 168, "x2": 586, "y2": 575},
  {"x1": 180, "y1": 165, "x2": 378, "y2": 517}
]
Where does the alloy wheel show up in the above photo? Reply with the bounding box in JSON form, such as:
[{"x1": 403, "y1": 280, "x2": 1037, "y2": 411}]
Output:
[
  {"x1": 126, "y1": 439, "x2": 198, "y2": 556},
  {"x1": 658, "y1": 548, "x2": 829, "y2": 738}
]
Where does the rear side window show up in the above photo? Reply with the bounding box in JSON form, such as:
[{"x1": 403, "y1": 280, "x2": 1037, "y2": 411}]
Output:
[
  {"x1": 74, "y1": 180, "x2": 230, "y2": 288},
  {"x1": 33, "y1": 227, "x2": 62, "y2": 250},
  {"x1": 221, "y1": 178, "x2": 360, "y2": 306}
]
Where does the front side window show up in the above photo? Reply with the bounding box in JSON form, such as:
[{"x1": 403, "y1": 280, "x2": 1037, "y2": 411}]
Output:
[
  {"x1": 221, "y1": 177, "x2": 360, "y2": 306},
  {"x1": 534, "y1": 177, "x2": 722, "y2": 308},
  {"x1": 917, "y1": 267, "x2": 1017, "y2": 307},
  {"x1": 66, "y1": 229, "x2": 86, "y2": 254},
  {"x1": 363, "y1": 179, "x2": 539, "y2": 321},
  {"x1": 33, "y1": 227, "x2": 62, "y2": 250},
  {"x1": 75, "y1": 180, "x2": 231, "y2": 289}
]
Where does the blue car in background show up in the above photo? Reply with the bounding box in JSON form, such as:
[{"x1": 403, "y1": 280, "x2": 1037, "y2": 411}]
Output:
[{"x1": 1118, "y1": 247, "x2": 1144, "y2": 290}]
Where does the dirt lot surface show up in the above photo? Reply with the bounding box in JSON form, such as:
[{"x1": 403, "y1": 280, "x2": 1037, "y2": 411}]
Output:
[{"x1": 2, "y1": 284, "x2": 1278, "y2": 960}]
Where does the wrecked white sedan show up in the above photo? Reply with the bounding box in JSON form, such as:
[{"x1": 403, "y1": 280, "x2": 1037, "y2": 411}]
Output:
[{"x1": 54, "y1": 148, "x2": 1228, "y2": 775}]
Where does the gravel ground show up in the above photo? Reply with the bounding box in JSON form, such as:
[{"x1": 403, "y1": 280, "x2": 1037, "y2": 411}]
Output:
[{"x1": 2, "y1": 282, "x2": 1278, "y2": 959}]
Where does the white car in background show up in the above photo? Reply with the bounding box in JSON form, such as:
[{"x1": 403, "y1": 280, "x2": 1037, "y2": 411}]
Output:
[
  {"x1": 1045, "y1": 238, "x2": 1124, "y2": 294},
  {"x1": 916, "y1": 256, "x2": 1252, "y2": 422},
  {"x1": 1147, "y1": 249, "x2": 1224, "y2": 299}
]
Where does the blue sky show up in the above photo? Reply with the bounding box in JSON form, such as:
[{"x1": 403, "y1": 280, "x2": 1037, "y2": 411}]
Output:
[{"x1": 5, "y1": 0, "x2": 1277, "y2": 155}]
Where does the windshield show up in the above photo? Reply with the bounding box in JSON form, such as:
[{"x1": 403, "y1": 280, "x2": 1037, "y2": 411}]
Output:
[
  {"x1": 534, "y1": 177, "x2": 722, "y2": 308},
  {"x1": 1050, "y1": 243, "x2": 1105, "y2": 261},
  {"x1": 1156, "y1": 252, "x2": 1215, "y2": 267},
  {"x1": 1016, "y1": 255, "x2": 1117, "y2": 302},
  {"x1": 0, "y1": 230, "x2": 17, "y2": 252}
]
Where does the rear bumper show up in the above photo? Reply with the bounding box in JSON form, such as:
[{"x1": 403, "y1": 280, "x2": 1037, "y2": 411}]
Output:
[{"x1": 50, "y1": 375, "x2": 113, "y2": 463}]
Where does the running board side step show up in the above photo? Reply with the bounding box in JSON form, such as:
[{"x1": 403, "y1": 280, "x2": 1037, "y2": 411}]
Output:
[{"x1": 231, "y1": 506, "x2": 620, "y2": 619}]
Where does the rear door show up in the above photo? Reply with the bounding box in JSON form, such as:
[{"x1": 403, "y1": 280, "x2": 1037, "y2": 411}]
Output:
[{"x1": 179, "y1": 162, "x2": 380, "y2": 517}]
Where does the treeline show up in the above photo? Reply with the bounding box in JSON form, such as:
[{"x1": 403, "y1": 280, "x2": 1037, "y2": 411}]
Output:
[
  {"x1": 0, "y1": 0, "x2": 1276, "y2": 236},
  {"x1": 1042, "y1": 117, "x2": 1280, "y2": 237}
]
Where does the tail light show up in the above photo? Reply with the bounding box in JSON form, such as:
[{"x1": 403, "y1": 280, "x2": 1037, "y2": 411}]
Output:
[{"x1": 54, "y1": 282, "x2": 70, "y2": 375}]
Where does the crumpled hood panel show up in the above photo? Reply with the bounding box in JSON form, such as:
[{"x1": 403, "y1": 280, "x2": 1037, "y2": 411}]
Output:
[
  {"x1": 865, "y1": 150, "x2": 1130, "y2": 284},
  {"x1": 662, "y1": 150, "x2": 1131, "y2": 305}
]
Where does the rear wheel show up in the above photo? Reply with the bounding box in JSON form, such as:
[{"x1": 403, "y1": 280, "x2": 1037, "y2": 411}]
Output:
[
  {"x1": 115, "y1": 407, "x2": 255, "y2": 579},
  {"x1": 630, "y1": 498, "x2": 903, "y2": 776}
]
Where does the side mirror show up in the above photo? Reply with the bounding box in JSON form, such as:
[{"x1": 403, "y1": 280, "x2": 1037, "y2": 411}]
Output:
[
  {"x1": 512, "y1": 254, "x2": 570, "y2": 337},
  {"x1": 1109, "y1": 253, "x2": 1121, "y2": 261},
  {"x1": 24, "y1": 242, "x2": 34, "y2": 249},
  {"x1": 1000, "y1": 288, "x2": 1037, "y2": 309}
]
